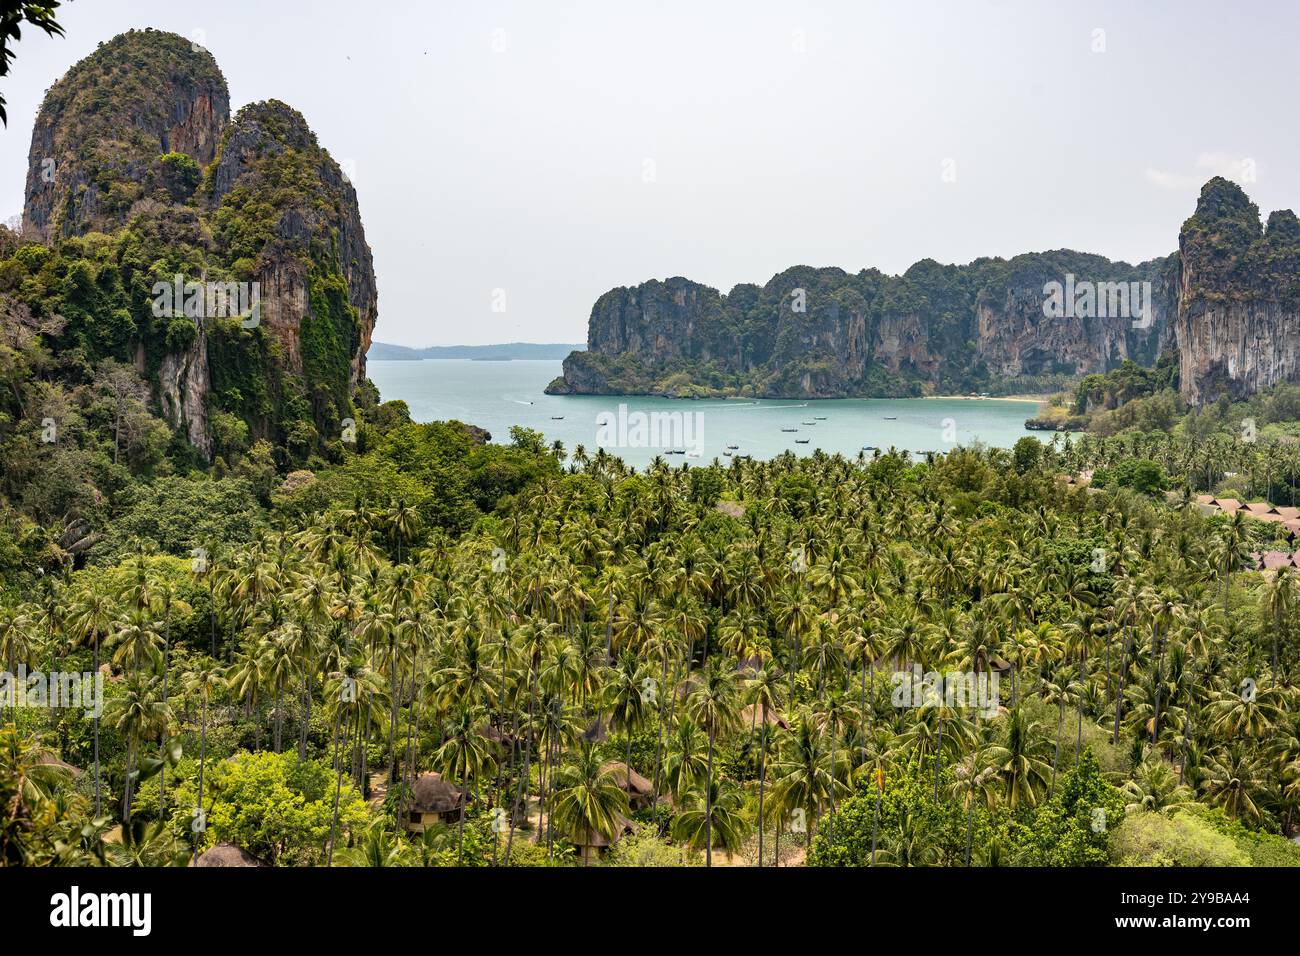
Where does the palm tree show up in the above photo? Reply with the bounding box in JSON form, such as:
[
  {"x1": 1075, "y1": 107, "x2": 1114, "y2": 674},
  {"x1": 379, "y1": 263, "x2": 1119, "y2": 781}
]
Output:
[
  {"x1": 0, "y1": 607, "x2": 34, "y2": 724},
  {"x1": 433, "y1": 703, "x2": 497, "y2": 864},
  {"x1": 603, "y1": 650, "x2": 650, "y2": 800},
  {"x1": 876, "y1": 811, "x2": 941, "y2": 867},
  {"x1": 947, "y1": 743, "x2": 999, "y2": 865},
  {"x1": 1263, "y1": 567, "x2": 1295, "y2": 686},
  {"x1": 671, "y1": 777, "x2": 749, "y2": 859},
  {"x1": 813, "y1": 688, "x2": 857, "y2": 848},
  {"x1": 1121, "y1": 757, "x2": 1195, "y2": 815},
  {"x1": 69, "y1": 591, "x2": 115, "y2": 815},
  {"x1": 1201, "y1": 743, "x2": 1270, "y2": 825},
  {"x1": 335, "y1": 818, "x2": 413, "y2": 867},
  {"x1": 744, "y1": 663, "x2": 784, "y2": 866},
  {"x1": 985, "y1": 706, "x2": 1052, "y2": 810},
  {"x1": 684, "y1": 658, "x2": 742, "y2": 866},
  {"x1": 183, "y1": 662, "x2": 224, "y2": 861},
  {"x1": 548, "y1": 742, "x2": 629, "y2": 863},
  {"x1": 1042, "y1": 667, "x2": 1082, "y2": 796},
  {"x1": 662, "y1": 717, "x2": 708, "y2": 804},
  {"x1": 150, "y1": 577, "x2": 188, "y2": 815},
  {"x1": 104, "y1": 672, "x2": 169, "y2": 826},
  {"x1": 770, "y1": 710, "x2": 835, "y2": 852}
]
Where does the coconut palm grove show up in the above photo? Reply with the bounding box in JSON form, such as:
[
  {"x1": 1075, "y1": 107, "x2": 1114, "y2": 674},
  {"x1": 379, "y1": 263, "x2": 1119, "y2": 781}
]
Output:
[{"x1": 4, "y1": 416, "x2": 1300, "y2": 869}]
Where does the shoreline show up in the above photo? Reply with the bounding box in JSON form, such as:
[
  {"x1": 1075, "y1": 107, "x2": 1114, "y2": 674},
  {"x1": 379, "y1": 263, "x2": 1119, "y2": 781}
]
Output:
[{"x1": 924, "y1": 394, "x2": 1048, "y2": 404}]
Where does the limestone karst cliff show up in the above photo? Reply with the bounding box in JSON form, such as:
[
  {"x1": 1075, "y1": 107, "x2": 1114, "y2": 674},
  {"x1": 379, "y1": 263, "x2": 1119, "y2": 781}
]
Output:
[
  {"x1": 1175, "y1": 179, "x2": 1300, "y2": 404},
  {"x1": 550, "y1": 254, "x2": 1172, "y2": 399},
  {"x1": 551, "y1": 179, "x2": 1299, "y2": 406},
  {"x1": 8, "y1": 29, "x2": 377, "y2": 463},
  {"x1": 22, "y1": 30, "x2": 229, "y2": 240}
]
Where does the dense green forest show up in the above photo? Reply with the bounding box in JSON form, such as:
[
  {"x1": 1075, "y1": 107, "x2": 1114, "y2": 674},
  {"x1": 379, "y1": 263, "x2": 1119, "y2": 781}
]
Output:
[{"x1": 3, "y1": 366, "x2": 1300, "y2": 865}]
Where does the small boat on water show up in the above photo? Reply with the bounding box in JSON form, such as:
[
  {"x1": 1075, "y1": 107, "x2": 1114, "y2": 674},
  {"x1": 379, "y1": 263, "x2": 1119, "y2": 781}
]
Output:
[
  {"x1": 550, "y1": 415, "x2": 565, "y2": 420},
  {"x1": 802, "y1": 421, "x2": 816, "y2": 425},
  {"x1": 723, "y1": 451, "x2": 734, "y2": 456},
  {"x1": 883, "y1": 416, "x2": 898, "y2": 420},
  {"x1": 726, "y1": 444, "x2": 739, "y2": 449},
  {"x1": 781, "y1": 428, "x2": 798, "y2": 433},
  {"x1": 862, "y1": 445, "x2": 876, "y2": 451},
  {"x1": 795, "y1": 439, "x2": 810, "y2": 444},
  {"x1": 814, "y1": 416, "x2": 827, "y2": 420}
]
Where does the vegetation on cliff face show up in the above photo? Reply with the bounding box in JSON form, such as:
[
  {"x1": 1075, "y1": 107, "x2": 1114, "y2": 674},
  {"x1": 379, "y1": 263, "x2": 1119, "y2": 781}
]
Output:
[
  {"x1": 552, "y1": 251, "x2": 1171, "y2": 400},
  {"x1": 1180, "y1": 177, "x2": 1300, "y2": 305},
  {"x1": 2, "y1": 31, "x2": 375, "y2": 491},
  {"x1": 199, "y1": 98, "x2": 374, "y2": 456},
  {"x1": 0, "y1": 30, "x2": 386, "y2": 588}
]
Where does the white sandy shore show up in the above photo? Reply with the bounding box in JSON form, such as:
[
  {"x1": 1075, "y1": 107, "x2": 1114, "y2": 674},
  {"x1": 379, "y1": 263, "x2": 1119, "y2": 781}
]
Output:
[{"x1": 923, "y1": 394, "x2": 1048, "y2": 404}]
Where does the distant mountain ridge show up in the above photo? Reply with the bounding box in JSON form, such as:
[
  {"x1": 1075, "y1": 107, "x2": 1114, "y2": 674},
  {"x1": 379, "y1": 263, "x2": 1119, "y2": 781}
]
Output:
[{"x1": 368, "y1": 342, "x2": 582, "y2": 361}]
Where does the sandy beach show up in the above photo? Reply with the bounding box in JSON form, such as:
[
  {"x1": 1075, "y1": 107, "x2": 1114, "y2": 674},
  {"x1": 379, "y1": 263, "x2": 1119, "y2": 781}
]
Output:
[{"x1": 925, "y1": 394, "x2": 1049, "y2": 404}]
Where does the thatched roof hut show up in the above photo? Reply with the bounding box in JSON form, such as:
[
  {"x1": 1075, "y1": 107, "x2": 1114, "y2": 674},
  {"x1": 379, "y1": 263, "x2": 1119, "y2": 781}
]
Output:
[
  {"x1": 600, "y1": 761, "x2": 655, "y2": 808},
  {"x1": 193, "y1": 843, "x2": 267, "y2": 867},
  {"x1": 570, "y1": 815, "x2": 634, "y2": 864},
  {"x1": 410, "y1": 772, "x2": 466, "y2": 815},
  {"x1": 740, "y1": 703, "x2": 790, "y2": 731},
  {"x1": 478, "y1": 724, "x2": 517, "y2": 754},
  {"x1": 405, "y1": 772, "x2": 467, "y2": 833}
]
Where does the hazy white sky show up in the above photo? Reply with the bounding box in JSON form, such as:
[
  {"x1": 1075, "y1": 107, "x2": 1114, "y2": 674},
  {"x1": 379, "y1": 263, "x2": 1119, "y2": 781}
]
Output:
[{"x1": 2, "y1": 1, "x2": 1297, "y2": 346}]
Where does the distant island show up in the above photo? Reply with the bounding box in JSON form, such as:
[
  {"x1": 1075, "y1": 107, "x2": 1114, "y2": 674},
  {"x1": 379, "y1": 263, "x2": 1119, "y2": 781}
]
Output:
[{"x1": 368, "y1": 342, "x2": 583, "y2": 361}]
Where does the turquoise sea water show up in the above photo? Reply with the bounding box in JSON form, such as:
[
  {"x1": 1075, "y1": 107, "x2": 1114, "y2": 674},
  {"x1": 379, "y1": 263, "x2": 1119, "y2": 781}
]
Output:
[{"x1": 367, "y1": 359, "x2": 1050, "y2": 469}]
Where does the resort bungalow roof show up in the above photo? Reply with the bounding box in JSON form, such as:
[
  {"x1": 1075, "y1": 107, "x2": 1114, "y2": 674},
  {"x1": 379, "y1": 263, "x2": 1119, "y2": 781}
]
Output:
[
  {"x1": 571, "y1": 815, "x2": 634, "y2": 849},
  {"x1": 740, "y1": 703, "x2": 791, "y2": 731},
  {"x1": 410, "y1": 772, "x2": 466, "y2": 814},
  {"x1": 192, "y1": 843, "x2": 268, "y2": 867},
  {"x1": 1245, "y1": 502, "x2": 1276, "y2": 516},
  {"x1": 1274, "y1": 506, "x2": 1300, "y2": 521},
  {"x1": 1215, "y1": 498, "x2": 1243, "y2": 512},
  {"x1": 601, "y1": 761, "x2": 654, "y2": 798},
  {"x1": 1259, "y1": 551, "x2": 1295, "y2": 571}
]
